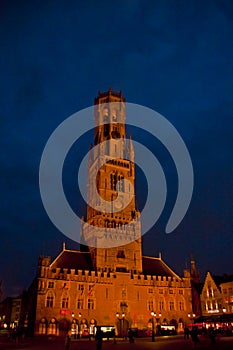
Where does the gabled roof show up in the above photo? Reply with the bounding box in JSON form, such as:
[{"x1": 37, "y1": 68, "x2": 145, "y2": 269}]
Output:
[
  {"x1": 142, "y1": 256, "x2": 180, "y2": 279},
  {"x1": 202, "y1": 272, "x2": 233, "y2": 293},
  {"x1": 50, "y1": 249, "x2": 93, "y2": 270}
]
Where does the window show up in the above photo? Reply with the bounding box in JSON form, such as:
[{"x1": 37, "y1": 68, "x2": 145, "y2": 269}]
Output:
[
  {"x1": 169, "y1": 289, "x2": 174, "y2": 294},
  {"x1": 61, "y1": 295, "x2": 69, "y2": 309},
  {"x1": 159, "y1": 289, "x2": 163, "y2": 294},
  {"x1": 78, "y1": 284, "x2": 84, "y2": 292},
  {"x1": 159, "y1": 301, "x2": 164, "y2": 311},
  {"x1": 118, "y1": 175, "x2": 124, "y2": 192},
  {"x1": 77, "y1": 298, "x2": 84, "y2": 309},
  {"x1": 148, "y1": 301, "x2": 153, "y2": 311},
  {"x1": 169, "y1": 301, "x2": 175, "y2": 311},
  {"x1": 223, "y1": 288, "x2": 227, "y2": 294},
  {"x1": 229, "y1": 288, "x2": 233, "y2": 295},
  {"x1": 110, "y1": 173, "x2": 117, "y2": 190},
  {"x1": 88, "y1": 299, "x2": 94, "y2": 310},
  {"x1": 148, "y1": 288, "x2": 153, "y2": 294},
  {"x1": 48, "y1": 281, "x2": 54, "y2": 288},
  {"x1": 179, "y1": 289, "x2": 183, "y2": 295},
  {"x1": 179, "y1": 301, "x2": 184, "y2": 311},
  {"x1": 46, "y1": 292, "x2": 54, "y2": 308}
]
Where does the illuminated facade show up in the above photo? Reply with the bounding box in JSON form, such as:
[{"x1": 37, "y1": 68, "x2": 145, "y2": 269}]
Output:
[
  {"x1": 201, "y1": 272, "x2": 233, "y2": 316},
  {"x1": 34, "y1": 89, "x2": 193, "y2": 336}
]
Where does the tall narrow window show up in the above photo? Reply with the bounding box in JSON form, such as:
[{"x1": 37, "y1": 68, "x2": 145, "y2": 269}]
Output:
[
  {"x1": 110, "y1": 173, "x2": 117, "y2": 190},
  {"x1": 88, "y1": 299, "x2": 94, "y2": 310},
  {"x1": 148, "y1": 300, "x2": 153, "y2": 311},
  {"x1": 169, "y1": 301, "x2": 175, "y2": 311},
  {"x1": 46, "y1": 291, "x2": 54, "y2": 308},
  {"x1": 61, "y1": 293, "x2": 69, "y2": 309},
  {"x1": 159, "y1": 301, "x2": 164, "y2": 310},
  {"x1": 179, "y1": 301, "x2": 184, "y2": 311},
  {"x1": 77, "y1": 298, "x2": 84, "y2": 309}
]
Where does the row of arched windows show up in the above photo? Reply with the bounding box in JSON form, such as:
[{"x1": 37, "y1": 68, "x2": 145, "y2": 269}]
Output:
[
  {"x1": 104, "y1": 220, "x2": 125, "y2": 228},
  {"x1": 45, "y1": 291, "x2": 95, "y2": 310}
]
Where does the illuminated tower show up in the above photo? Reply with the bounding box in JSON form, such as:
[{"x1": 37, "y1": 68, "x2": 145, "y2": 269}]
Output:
[{"x1": 81, "y1": 88, "x2": 142, "y2": 273}]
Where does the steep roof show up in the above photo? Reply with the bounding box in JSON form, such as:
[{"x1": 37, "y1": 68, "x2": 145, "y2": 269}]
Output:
[
  {"x1": 142, "y1": 256, "x2": 180, "y2": 279},
  {"x1": 50, "y1": 250, "x2": 93, "y2": 270}
]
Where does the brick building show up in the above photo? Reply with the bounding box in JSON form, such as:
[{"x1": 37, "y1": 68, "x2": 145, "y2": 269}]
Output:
[
  {"x1": 201, "y1": 272, "x2": 233, "y2": 316},
  {"x1": 34, "y1": 89, "x2": 193, "y2": 336}
]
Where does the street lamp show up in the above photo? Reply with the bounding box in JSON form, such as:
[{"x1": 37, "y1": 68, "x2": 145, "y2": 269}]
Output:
[
  {"x1": 78, "y1": 313, "x2": 82, "y2": 338},
  {"x1": 188, "y1": 313, "x2": 196, "y2": 325},
  {"x1": 151, "y1": 311, "x2": 156, "y2": 342},
  {"x1": 155, "y1": 313, "x2": 162, "y2": 335},
  {"x1": 116, "y1": 312, "x2": 125, "y2": 338}
]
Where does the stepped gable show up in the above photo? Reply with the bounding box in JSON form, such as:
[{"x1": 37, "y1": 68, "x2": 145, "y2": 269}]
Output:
[
  {"x1": 142, "y1": 256, "x2": 180, "y2": 278},
  {"x1": 50, "y1": 249, "x2": 93, "y2": 270}
]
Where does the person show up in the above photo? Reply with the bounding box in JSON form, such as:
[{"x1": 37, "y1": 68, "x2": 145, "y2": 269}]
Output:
[
  {"x1": 190, "y1": 327, "x2": 199, "y2": 348},
  {"x1": 209, "y1": 326, "x2": 216, "y2": 344},
  {"x1": 184, "y1": 326, "x2": 190, "y2": 339},
  {"x1": 128, "y1": 328, "x2": 134, "y2": 343},
  {"x1": 95, "y1": 326, "x2": 103, "y2": 350},
  {"x1": 64, "y1": 331, "x2": 71, "y2": 350}
]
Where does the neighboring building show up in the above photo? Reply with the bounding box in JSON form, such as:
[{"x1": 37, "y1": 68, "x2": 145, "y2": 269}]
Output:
[
  {"x1": 11, "y1": 297, "x2": 22, "y2": 328},
  {"x1": 34, "y1": 89, "x2": 193, "y2": 336},
  {"x1": 220, "y1": 279, "x2": 233, "y2": 314},
  {"x1": 0, "y1": 297, "x2": 12, "y2": 328},
  {"x1": 200, "y1": 272, "x2": 233, "y2": 316},
  {"x1": 0, "y1": 296, "x2": 22, "y2": 329}
]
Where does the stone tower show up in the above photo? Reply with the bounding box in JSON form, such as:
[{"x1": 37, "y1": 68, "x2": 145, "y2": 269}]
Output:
[{"x1": 81, "y1": 88, "x2": 142, "y2": 273}]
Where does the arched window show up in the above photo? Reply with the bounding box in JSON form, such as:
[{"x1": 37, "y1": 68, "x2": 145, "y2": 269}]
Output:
[
  {"x1": 48, "y1": 318, "x2": 57, "y2": 335},
  {"x1": 39, "y1": 318, "x2": 47, "y2": 334},
  {"x1": 77, "y1": 298, "x2": 84, "y2": 309},
  {"x1": 61, "y1": 292, "x2": 69, "y2": 309},
  {"x1": 110, "y1": 173, "x2": 117, "y2": 190},
  {"x1": 117, "y1": 175, "x2": 124, "y2": 192},
  {"x1": 46, "y1": 291, "x2": 54, "y2": 308}
]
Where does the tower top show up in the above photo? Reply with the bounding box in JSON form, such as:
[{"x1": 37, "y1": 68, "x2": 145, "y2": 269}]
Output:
[{"x1": 95, "y1": 88, "x2": 126, "y2": 104}]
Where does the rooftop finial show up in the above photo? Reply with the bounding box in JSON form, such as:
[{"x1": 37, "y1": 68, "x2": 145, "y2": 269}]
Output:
[
  {"x1": 158, "y1": 252, "x2": 162, "y2": 259},
  {"x1": 63, "y1": 242, "x2": 66, "y2": 251}
]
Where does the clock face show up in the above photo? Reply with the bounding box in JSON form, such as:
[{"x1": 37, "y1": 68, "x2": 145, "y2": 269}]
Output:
[{"x1": 114, "y1": 201, "x2": 123, "y2": 209}]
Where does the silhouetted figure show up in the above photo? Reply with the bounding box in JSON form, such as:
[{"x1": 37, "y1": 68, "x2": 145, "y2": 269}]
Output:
[
  {"x1": 128, "y1": 328, "x2": 134, "y2": 343},
  {"x1": 209, "y1": 326, "x2": 216, "y2": 344},
  {"x1": 95, "y1": 326, "x2": 103, "y2": 350},
  {"x1": 184, "y1": 327, "x2": 190, "y2": 339},
  {"x1": 191, "y1": 327, "x2": 199, "y2": 348},
  {"x1": 64, "y1": 332, "x2": 71, "y2": 350}
]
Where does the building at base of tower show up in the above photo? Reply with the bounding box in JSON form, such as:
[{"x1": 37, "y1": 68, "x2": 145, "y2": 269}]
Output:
[
  {"x1": 35, "y1": 246, "x2": 192, "y2": 336},
  {"x1": 34, "y1": 89, "x2": 194, "y2": 336}
]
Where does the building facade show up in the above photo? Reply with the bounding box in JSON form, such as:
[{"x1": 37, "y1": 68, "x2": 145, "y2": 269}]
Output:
[
  {"x1": 34, "y1": 89, "x2": 193, "y2": 336},
  {"x1": 200, "y1": 272, "x2": 233, "y2": 316}
]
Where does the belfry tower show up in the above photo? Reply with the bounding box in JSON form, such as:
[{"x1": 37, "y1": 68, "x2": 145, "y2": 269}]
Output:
[{"x1": 81, "y1": 89, "x2": 142, "y2": 274}]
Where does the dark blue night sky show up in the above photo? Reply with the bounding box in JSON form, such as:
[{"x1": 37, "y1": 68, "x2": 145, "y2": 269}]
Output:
[{"x1": 0, "y1": 0, "x2": 232, "y2": 298}]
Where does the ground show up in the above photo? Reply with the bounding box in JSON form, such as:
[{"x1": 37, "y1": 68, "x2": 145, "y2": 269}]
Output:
[{"x1": 0, "y1": 334, "x2": 233, "y2": 350}]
